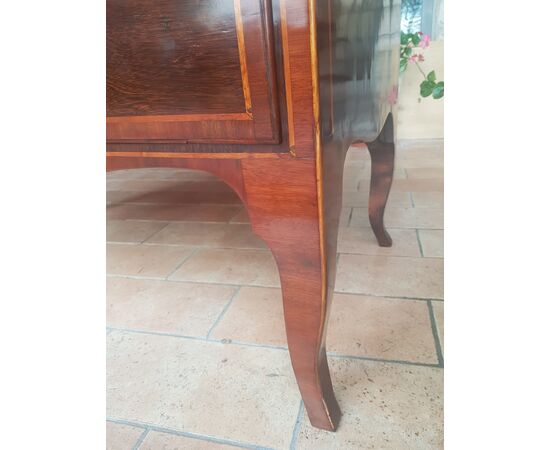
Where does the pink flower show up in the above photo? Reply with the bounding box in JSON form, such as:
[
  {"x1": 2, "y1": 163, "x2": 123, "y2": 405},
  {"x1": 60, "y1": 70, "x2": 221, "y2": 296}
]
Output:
[
  {"x1": 409, "y1": 54, "x2": 419, "y2": 62},
  {"x1": 419, "y1": 34, "x2": 430, "y2": 49},
  {"x1": 418, "y1": 54, "x2": 425, "y2": 62}
]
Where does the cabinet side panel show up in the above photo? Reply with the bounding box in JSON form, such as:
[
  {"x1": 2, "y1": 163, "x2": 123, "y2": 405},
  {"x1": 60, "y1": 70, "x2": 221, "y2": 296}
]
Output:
[{"x1": 316, "y1": 0, "x2": 401, "y2": 143}]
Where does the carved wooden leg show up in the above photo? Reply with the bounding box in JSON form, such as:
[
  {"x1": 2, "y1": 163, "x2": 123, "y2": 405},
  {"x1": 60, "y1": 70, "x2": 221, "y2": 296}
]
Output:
[
  {"x1": 241, "y1": 158, "x2": 341, "y2": 431},
  {"x1": 366, "y1": 113, "x2": 395, "y2": 247}
]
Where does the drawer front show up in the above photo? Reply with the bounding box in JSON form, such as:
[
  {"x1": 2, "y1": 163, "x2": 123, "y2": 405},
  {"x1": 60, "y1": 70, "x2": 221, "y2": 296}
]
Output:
[{"x1": 107, "y1": 0, "x2": 280, "y2": 144}]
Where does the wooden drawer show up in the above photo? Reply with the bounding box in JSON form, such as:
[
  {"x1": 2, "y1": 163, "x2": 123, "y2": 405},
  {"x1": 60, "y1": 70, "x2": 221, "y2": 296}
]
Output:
[{"x1": 107, "y1": 0, "x2": 280, "y2": 144}]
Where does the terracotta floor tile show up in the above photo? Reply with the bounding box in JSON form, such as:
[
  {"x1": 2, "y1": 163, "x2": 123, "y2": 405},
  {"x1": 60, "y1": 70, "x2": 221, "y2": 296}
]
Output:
[
  {"x1": 146, "y1": 222, "x2": 266, "y2": 249},
  {"x1": 228, "y1": 207, "x2": 250, "y2": 224},
  {"x1": 211, "y1": 286, "x2": 286, "y2": 346},
  {"x1": 343, "y1": 191, "x2": 412, "y2": 208},
  {"x1": 120, "y1": 189, "x2": 241, "y2": 205},
  {"x1": 108, "y1": 179, "x2": 232, "y2": 193},
  {"x1": 106, "y1": 203, "x2": 162, "y2": 220},
  {"x1": 342, "y1": 165, "x2": 369, "y2": 181},
  {"x1": 296, "y1": 359, "x2": 443, "y2": 449},
  {"x1": 107, "y1": 220, "x2": 168, "y2": 244},
  {"x1": 140, "y1": 431, "x2": 237, "y2": 450},
  {"x1": 336, "y1": 254, "x2": 444, "y2": 299},
  {"x1": 396, "y1": 159, "x2": 444, "y2": 170},
  {"x1": 107, "y1": 331, "x2": 300, "y2": 449},
  {"x1": 166, "y1": 180, "x2": 234, "y2": 193},
  {"x1": 380, "y1": 178, "x2": 444, "y2": 193},
  {"x1": 355, "y1": 168, "x2": 408, "y2": 186},
  {"x1": 107, "y1": 190, "x2": 148, "y2": 205},
  {"x1": 169, "y1": 248, "x2": 280, "y2": 287},
  {"x1": 405, "y1": 168, "x2": 444, "y2": 180},
  {"x1": 412, "y1": 192, "x2": 444, "y2": 208},
  {"x1": 418, "y1": 230, "x2": 444, "y2": 258},
  {"x1": 343, "y1": 176, "x2": 361, "y2": 191},
  {"x1": 107, "y1": 243, "x2": 194, "y2": 278},
  {"x1": 107, "y1": 179, "x2": 185, "y2": 192},
  {"x1": 397, "y1": 139, "x2": 444, "y2": 151},
  {"x1": 340, "y1": 207, "x2": 352, "y2": 226},
  {"x1": 338, "y1": 227, "x2": 421, "y2": 257},
  {"x1": 107, "y1": 277, "x2": 236, "y2": 336},
  {"x1": 328, "y1": 294, "x2": 437, "y2": 363},
  {"x1": 107, "y1": 203, "x2": 242, "y2": 222},
  {"x1": 106, "y1": 422, "x2": 143, "y2": 450},
  {"x1": 431, "y1": 301, "x2": 444, "y2": 353},
  {"x1": 211, "y1": 287, "x2": 437, "y2": 364},
  {"x1": 108, "y1": 168, "x2": 214, "y2": 181},
  {"x1": 350, "y1": 207, "x2": 443, "y2": 229}
]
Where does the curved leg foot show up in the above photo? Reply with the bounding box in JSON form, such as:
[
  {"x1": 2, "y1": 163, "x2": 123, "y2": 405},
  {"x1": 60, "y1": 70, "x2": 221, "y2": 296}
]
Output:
[
  {"x1": 241, "y1": 158, "x2": 341, "y2": 431},
  {"x1": 366, "y1": 113, "x2": 395, "y2": 247}
]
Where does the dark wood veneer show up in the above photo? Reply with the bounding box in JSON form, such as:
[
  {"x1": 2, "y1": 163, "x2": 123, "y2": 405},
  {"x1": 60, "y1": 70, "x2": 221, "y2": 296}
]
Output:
[
  {"x1": 107, "y1": 0, "x2": 245, "y2": 117},
  {"x1": 107, "y1": 0, "x2": 400, "y2": 431},
  {"x1": 107, "y1": 0, "x2": 281, "y2": 144}
]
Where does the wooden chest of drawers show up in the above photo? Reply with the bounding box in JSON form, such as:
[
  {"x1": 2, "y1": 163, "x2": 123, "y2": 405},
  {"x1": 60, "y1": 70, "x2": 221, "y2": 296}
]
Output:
[{"x1": 107, "y1": 0, "x2": 400, "y2": 431}]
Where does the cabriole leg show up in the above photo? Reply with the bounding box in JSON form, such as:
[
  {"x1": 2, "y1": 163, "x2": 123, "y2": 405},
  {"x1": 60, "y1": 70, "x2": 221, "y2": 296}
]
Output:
[
  {"x1": 241, "y1": 158, "x2": 341, "y2": 431},
  {"x1": 366, "y1": 113, "x2": 395, "y2": 247}
]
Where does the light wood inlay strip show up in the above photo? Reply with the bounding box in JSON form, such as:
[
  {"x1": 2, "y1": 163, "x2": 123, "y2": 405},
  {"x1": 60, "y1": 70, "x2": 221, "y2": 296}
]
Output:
[
  {"x1": 107, "y1": 151, "x2": 282, "y2": 160},
  {"x1": 308, "y1": 0, "x2": 328, "y2": 360},
  {"x1": 328, "y1": 0, "x2": 334, "y2": 136},
  {"x1": 234, "y1": 0, "x2": 253, "y2": 113},
  {"x1": 280, "y1": 0, "x2": 296, "y2": 151},
  {"x1": 107, "y1": 112, "x2": 252, "y2": 124}
]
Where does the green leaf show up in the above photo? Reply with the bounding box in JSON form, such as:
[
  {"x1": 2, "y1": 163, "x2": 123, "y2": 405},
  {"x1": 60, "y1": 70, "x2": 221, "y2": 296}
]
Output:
[
  {"x1": 411, "y1": 33, "x2": 421, "y2": 46},
  {"x1": 400, "y1": 58, "x2": 408, "y2": 72},
  {"x1": 432, "y1": 84, "x2": 444, "y2": 99},
  {"x1": 427, "y1": 71, "x2": 436, "y2": 83},
  {"x1": 404, "y1": 46, "x2": 412, "y2": 57},
  {"x1": 420, "y1": 80, "x2": 433, "y2": 97},
  {"x1": 400, "y1": 32, "x2": 408, "y2": 45}
]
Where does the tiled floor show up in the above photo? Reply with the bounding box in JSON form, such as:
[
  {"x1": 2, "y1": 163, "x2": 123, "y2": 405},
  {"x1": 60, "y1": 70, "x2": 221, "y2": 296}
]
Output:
[{"x1": 107, "y1": 139, "x2": 444, "y2": 450}]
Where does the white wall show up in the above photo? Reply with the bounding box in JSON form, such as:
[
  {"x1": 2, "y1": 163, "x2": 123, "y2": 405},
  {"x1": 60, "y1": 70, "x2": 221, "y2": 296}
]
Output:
[{"x1": 396, "y1": 39, "x2": 444, "y2": 140}]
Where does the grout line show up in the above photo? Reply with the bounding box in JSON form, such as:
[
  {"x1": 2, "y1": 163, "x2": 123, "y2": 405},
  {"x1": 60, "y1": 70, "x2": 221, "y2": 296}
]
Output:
[
  {"x1": 289, "y1": 402, "x2": 304, "y2": 450},
  {"x1": 409, "y1": 192, "x2": 415, "y2": 207},
  {"x1": 107, "y1": 240, "x2": 268, "y2": 252},
  {"x1": 107, "y1": 215, "x2": 443, "y2": 231},
  {"x1": 107, "y1": 326, "x2": 288, "y2": 350},
  {"x1": 106, "y1": 274, "x2": 443, "y2": 302},
  {"x1": 164, "y1": 248, "x2": 199, "y2": 280},
  {"x1": 107, "y1": 326, "x2": 441, "y2": 368},
  {"x1": 107, "y1": 417, "x2": 273, "y2": 450},
  {"x1": 336, "y1": 251, "x2": 442, "y2": 260},
  {"x1": 107, "y1": 326, "x2": 212, "y2": 343},
  {"x1": 107, "y1": 217, "x2": 243, "y2": 225},
  {"x1": 140, "y1": 222, "x2": 171, "y2": 244},
  {"x1": 415, "y1": 229, "x2": 425, "y2": 257},
  {"x1": 105, "y1": 244, "x2": 446, "y2": 261},
  {"x1": 427, "y1": 300, "x2": 444, "y2": 367},
  {"x1": 141, "y1": 242, "x2": 268, "y2": 251},
  {"x1": 327, "y1": 352, "x2": 441, "y2": 368},
  {"x1": 132, "y1": 428, "x2": 150, "y2": 450},
  {"x1": 228, "y1": 206, "x2": 247, "y2": 223},
  {"x1": 347, "y1": 207, "x2": 354, "y2": 226},
  {"x1": 206, "y1": 286, "x2": 242, "y2": 339}
]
